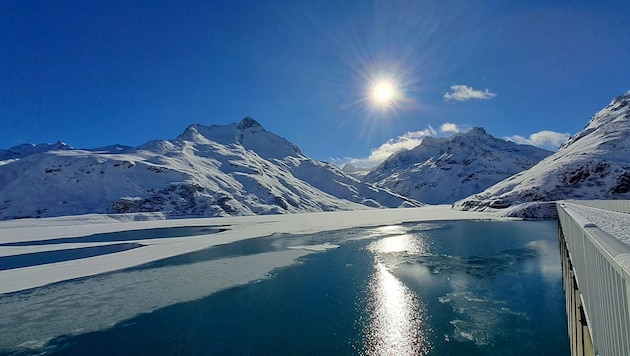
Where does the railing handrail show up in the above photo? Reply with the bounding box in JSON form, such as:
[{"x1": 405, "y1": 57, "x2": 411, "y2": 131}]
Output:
[
  {"x1": 557, "y1": 200, "x2": 630, "y2": 356},
  {"x1": 563, "y1": 199, "x2": 630, "y2": 215}
]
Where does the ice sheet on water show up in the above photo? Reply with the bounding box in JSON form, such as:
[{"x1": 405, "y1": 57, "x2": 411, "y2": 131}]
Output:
[
  {"x1": 0, "y1": 243, "x2": 143, "y2": 270},
  {"x1": 287, "y1": 243, "x2": 340, "y2": 251},
  {"x1": 441, "y1": 290, "x2": 527, "y2": 346},
  {"x1": 0, "y1": 225, "x2": 227, "y2": 247},
  {"x1": 2, "y1": 224, "x2": 400, "y2": 353},
  {"x1": 403, "y1": 221, "x2": 455, "y2": 232},
  {"x1": 0, "y1": 249, "x2": 310, "y2": 353},
  {"x1": 393, "y1": 241, "x2": 547, "y2": 348}
]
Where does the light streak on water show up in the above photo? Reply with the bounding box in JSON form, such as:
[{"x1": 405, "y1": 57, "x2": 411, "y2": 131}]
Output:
[
  {"x1": 362, "y1": 228, "x2": 431, "y2": 355},
  {"x1": 368, "y1": 230, "x2": 429, "y2": 255},
  {"x1": 363, "y1": 261, "x2": 430, "y2": 356}
]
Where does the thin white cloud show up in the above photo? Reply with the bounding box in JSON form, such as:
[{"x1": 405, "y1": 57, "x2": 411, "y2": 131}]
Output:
[
  {"x1": 505, "y1": 130, "x2": 570, "y2": 150},
  {"x1": 443, "y1": 85, "x2": 496, "y2": 102},
  {"x1": 332, "y1": 125, "x2": 570, "y2": 170},
  {"x1": 367, "y1": 127, "x2": 436, "y2": 163},
  {"x1": 440, "y1": 122, "x2": 461, "y2": 133},
  {"x1": 505, "y1": 135, "x2": 529, "y2": 145},
  {"x1": 331, "y1": 126, "x2": 438, "y2": 169}
]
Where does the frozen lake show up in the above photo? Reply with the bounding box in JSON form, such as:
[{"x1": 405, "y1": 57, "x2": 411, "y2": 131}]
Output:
[{"x1": 0, "y1": 219, "x2": 568, "y2": 355}]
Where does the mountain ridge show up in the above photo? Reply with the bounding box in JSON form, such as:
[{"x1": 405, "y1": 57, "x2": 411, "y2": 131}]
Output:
[
  {"x1": 0, "y1": 141, "x2": 73, "y2": 161},
  {"x1": 364, "y1": 127, "x2": 552, "y2": 204},
  {"x1": 454, "y1": 90, "x2": 630, "y2": 218},
  {"x1": 0, "y1": 118, "x2": 420, "y2": 220},
  {"x1": 4, "y1": 90, "x2": 630, "y2": 221}
]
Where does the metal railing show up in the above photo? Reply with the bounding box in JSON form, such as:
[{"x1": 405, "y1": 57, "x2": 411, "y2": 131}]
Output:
[
  {"x1": 557, "y1": 201, "x2": 630, "y2": 356},
  {"x1": 564, "y1": 200, "x2": 630, "y2": 215}
]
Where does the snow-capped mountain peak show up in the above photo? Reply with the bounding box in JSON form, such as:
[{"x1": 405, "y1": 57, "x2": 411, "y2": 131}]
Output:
[
  {"x1": 238, "y1": 116, "x2": 262, "y2": 130},
  {"x1": 464, "y1": 126, "x2": 488, "y2": 137},
  {"x1": 0, "y1": 118, "x2": 419, "y2": 220},
  {"x1": 365, "y1": 127, "x2": 551, "y2": 204},
  {"x1": 176, "y1": 117, "x2": 303, "y2": 159},
  {"x1": 0, "y1": 141, "x2": 72, "y2": 161},
  {"x1": 455, "y1": 90, "x2": 630, "y2": 218},
  {"x1": 558, "y1": 90, "x2": 630, "y2": 159}
]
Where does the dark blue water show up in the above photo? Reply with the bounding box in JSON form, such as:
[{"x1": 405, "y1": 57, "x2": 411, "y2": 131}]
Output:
[{"x1": 0, "y1": 220, "x2": 569, "y2": 355}]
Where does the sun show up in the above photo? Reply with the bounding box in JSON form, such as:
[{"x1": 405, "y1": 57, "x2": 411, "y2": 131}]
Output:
[{"x1": 370, "y1": 79, "x2": 397, "y2": 107}]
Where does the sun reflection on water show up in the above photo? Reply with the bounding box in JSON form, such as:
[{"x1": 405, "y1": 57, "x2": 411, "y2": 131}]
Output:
[
  {"x1": 362, "y1": 228, "x2": 431, "y2": 355},
  {"x1": 368, "y1": 232, "x2": 429, "y2": 255},
  {"x1": 363, "y1": 262, "x2": 430, "y2": 356}
]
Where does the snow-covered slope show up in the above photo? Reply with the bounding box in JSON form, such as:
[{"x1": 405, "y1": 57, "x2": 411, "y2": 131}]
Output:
[
  {"x1": 0, "y1": 141, "x2": 72, "y2": 162},
  {"x1": 364, "y1": 127, "x2": 552, "y2": 204},
  {"x1": 0, "y1": 118, "x2": 420, "y2": 220},
  {"x1": 455, "y1": 91, "x2": 630, "y2": 218},
  {"x1": 341, "y1": 163, "x2": 371, "y2": 180}
]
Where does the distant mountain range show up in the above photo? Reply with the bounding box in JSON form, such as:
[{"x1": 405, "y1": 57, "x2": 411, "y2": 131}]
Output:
[
  {"x1": 455, "y1": 90, "x2": 630, "y2": 218},
  {"x1": 2, "y1": 91, "x2": 630, "y2": 221},
  {"x1": 0, "y1": 117, "x2": 419, "y2": 220},
  {"x1": 0, "y1": 141, "x2": 73, "y2": 160},
  {"x1": 363, "y1": 127, "x2": 552, "y2": 204}
]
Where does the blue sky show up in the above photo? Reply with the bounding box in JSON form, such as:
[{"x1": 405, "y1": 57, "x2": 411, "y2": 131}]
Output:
[{"x1": 2, "y1": 0, "x2": 629, "y2": 167}]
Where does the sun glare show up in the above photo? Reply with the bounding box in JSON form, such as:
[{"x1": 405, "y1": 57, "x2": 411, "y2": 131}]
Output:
[
  {"x1": 371, "y1": 80, "x2": 395, "y2": 105},
  {"x1": 370, "y1": 79, "x2": 397, "y2": 107}
]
